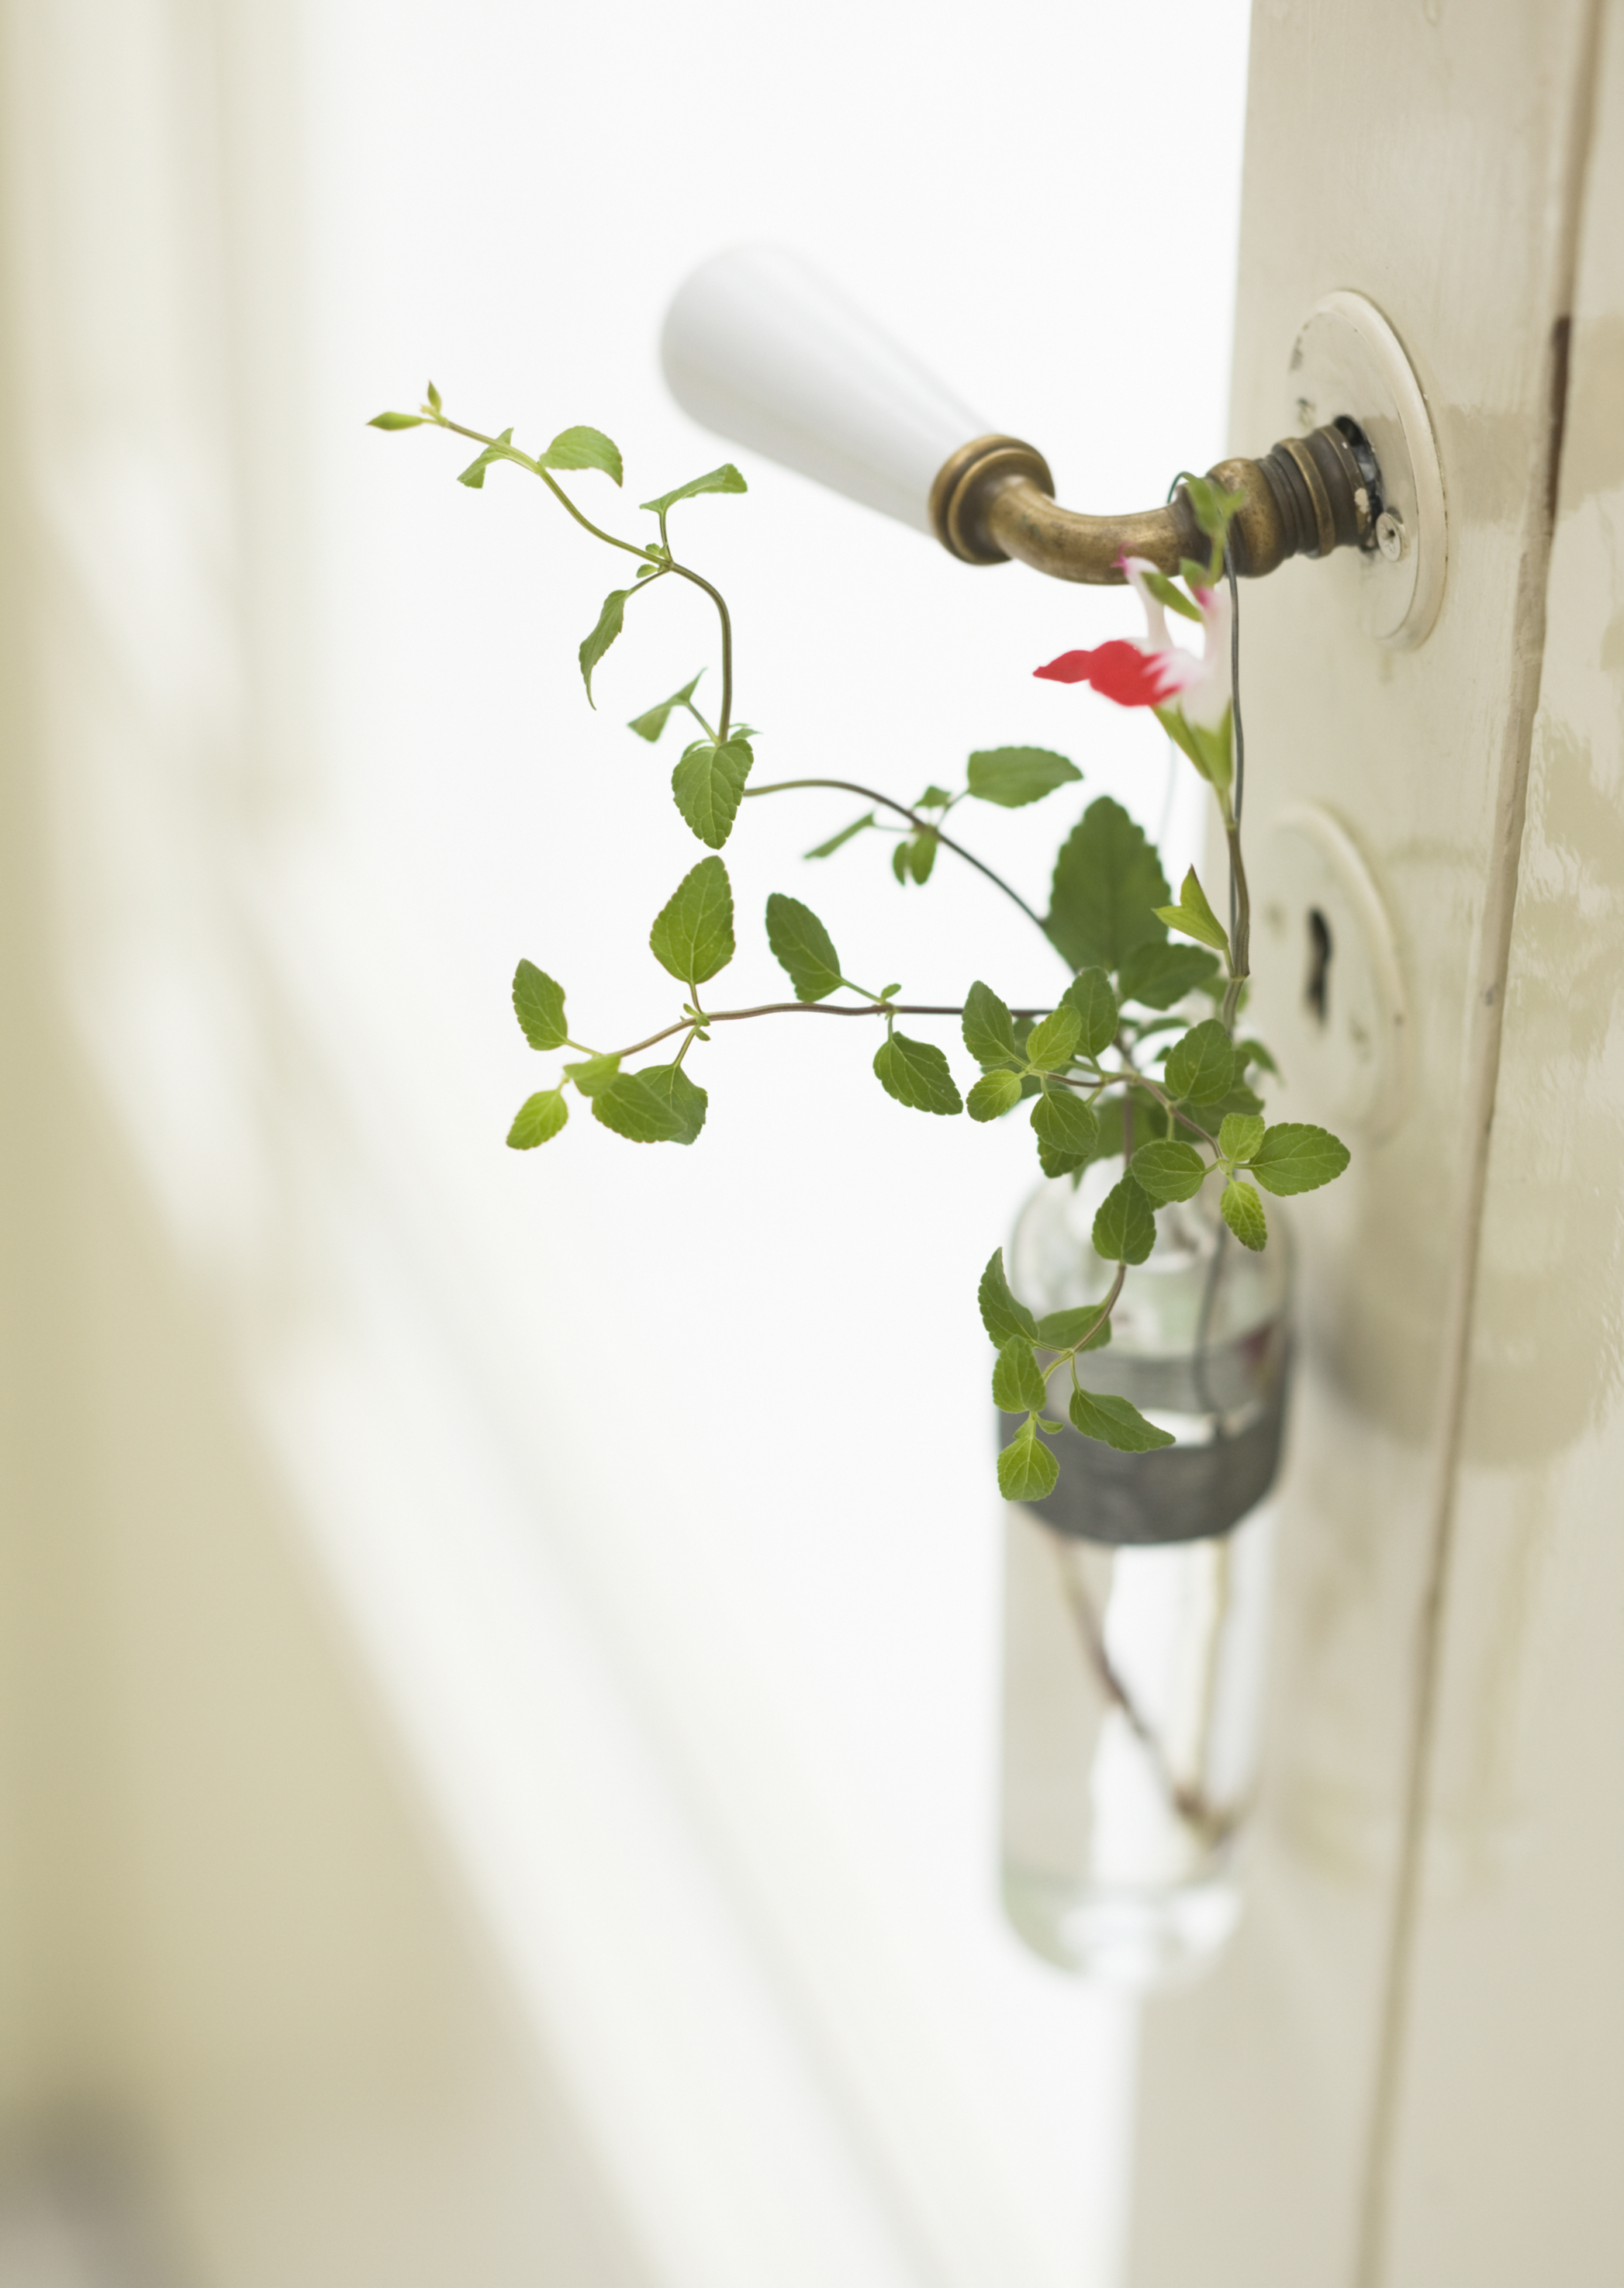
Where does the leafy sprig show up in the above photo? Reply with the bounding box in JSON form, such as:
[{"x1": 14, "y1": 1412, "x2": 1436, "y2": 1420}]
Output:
[{"x1": 373, "y1": 387, "x2": 1351, "y2": 1502}]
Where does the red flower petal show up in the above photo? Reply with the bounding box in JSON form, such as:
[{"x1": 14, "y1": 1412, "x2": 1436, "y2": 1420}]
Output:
[
  {"x1": 1033, "y1": 639, "x2": 1167, "y2": 709},
  {"x1": 1031, "y1": 649, "x2": 1097, "y2": 685}
]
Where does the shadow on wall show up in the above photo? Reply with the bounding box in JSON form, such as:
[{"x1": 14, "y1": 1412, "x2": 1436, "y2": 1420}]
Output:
[{"x1": 0, "y1": 1009, "x2": 651, "y2": 2287}]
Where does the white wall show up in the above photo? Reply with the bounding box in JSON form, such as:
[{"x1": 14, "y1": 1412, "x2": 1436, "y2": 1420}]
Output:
[
  {"x1": 0, "y1": 0, "x2": 1253, "y2": 2281},
  {"x1": 303, "y1": 2, "x2": 1249, "y2": 2276}
]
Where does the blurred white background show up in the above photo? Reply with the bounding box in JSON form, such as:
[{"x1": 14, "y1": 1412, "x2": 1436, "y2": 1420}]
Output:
[
  {"x1": 304, "y1": 0, "x2": 1250, "y2": 2270},
  {"x1": 2, "y1": 1, "x2": 1250, "y2": 2282}
]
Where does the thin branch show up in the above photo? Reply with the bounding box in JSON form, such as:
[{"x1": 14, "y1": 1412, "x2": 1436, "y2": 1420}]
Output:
[
  {"x1": 1221, "y1": 541, "x2": 1250, "y2": 1032},
  {"x1": 599, "y1": 997, "x2": 1056, "y2": 1063},
  {"x1": 1222, "y1": 815, "x2": 1252, "y2": 1033},
  {"x1": 744, "y1": 776, "x2": 1063, "y2": 952},
  {"x1": 429, "y1": 416, "x2": 655, "y2": 562},
  {"x1": 1045, "y1": 1063, "x2": 1221, "y2": 1152},
  {"x1": 1039, "y1": 1263, "x2": 1125, "y2": 1383},
  {"x1": 425, "y1": 416, "x2": 736, "y2": 742},
  {"x1": 1047, "y1": 1532, "x2": 1238, "y2": 1849},
  {"x1": 662, "y1": 559, "x2": 734, "y2": 741}
]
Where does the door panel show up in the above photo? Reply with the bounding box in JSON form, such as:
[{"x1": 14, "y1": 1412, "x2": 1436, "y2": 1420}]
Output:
[
  {"x1": 1127, "y1": 3, "x2": 1610, "y2": 2282},
  {"x1": 1381, "y1": 9, "x2": 1624, "y2": 2280}
]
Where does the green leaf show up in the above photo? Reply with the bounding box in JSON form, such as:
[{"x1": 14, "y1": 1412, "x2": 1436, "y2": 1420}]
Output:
[
  {"x1": 1183, "y1": 471, "x2": 1245, "y2": 543},
  {"x1": 1202, "y1": 1078, "x2": 1267, "y2": 1125},
  {"x1": 1166, "y1": 1018, "x2": 1239, "y2": 1105},
  {"x1": 997, "y1": 1416, "x2": 1060, "y2": 1502},
  {"x1": 672, "y1": 735, "x2": 752, "y2": 848},
  {"x1": 1106, "y1": 1087, "x2": 1170, "y2": 1161},
  {"x1": 1221, "y1": 1178, "x2": 1268, "y2": 1249},
  {"x1": 962, "y1": 980, "x2": 1020, "y2": 1069},
  {"x1": 1130, "y1": 1138, "x2": 1208, "y2": 1204},
  {"x1": 765, "y1": 893, "x2": 842, "y2": 1002},
  {"x1": 992, "y1": 1334, "x2": 1048, "y2": 1415},
  {"x1": 1069, "y1": 1386, "x2": 1177, "y2": 1452},
  {"x1": 627, "y1": 672, "x2": 702, "y2": 743},
  {"x1": 1139, "y1": 568, "x2": 1203, "y2": 624},
  {"x1": 1031, "y1": 1088, "x2": 1100, "y2": 1160},
  {"x1": 1187, "y1": 715, "x2": 1234, "y2": 804},
  {"x1": 579, "y1": 587, "x2": 631, "y2": 705},
  {"x1": 506, "y1": 1088, "x2": 568, "y2": 1149},
  {"x1": 1155, "y1": 866, "x2": 1232, "y2": 959},
  {"x1": 541, "y1": 425, "x2": 624, "y2": 485},
  {"x1": 1116, "y1": 940, "x2": 1221, "y2": 1010},
  {"x1": 872, "y1": 1032, "x2": 962, "y2": 1116},
  {"x1": 1218, "y1": 1111, "x2": 1266, "y2": 1164},
  {"x1": 1060, "y1": 966, "x2": 1119, "y2": 1058},
  {"x1": 890, "y1": 841, "x2": 910, "y2": 885},
  {"x1": 593, "y1": 1061, "x2": 708, "y2": 1146},
  {"x1": 978, "y1": 1249, "x2": 1038, "y2": 1347},
  {"x1": 1035, "y1": 1305, "x2": 1111, "y2": 1352},
  {"x1": 369, "y1": 410, "x2": 426, "y2": 430},
  {"x1": 1152, "y1": 696, "x2": 1210, "y2": 780},
  {"x1": 1250, "y1": 1122, "x2": 1352, "y2": 1196},
  {"x1": 1236, "y1": 1035, "x2": 1279, "y2": 1079},
  {"x1": 564, "y1": 1053, "x2": 620, "y2": 1097},
  {"x1": 456, "y1": 425, "x2": 516, "y2": 489},
  {"x1": 967, "y1": 1069, "x2": 1025, "y2": 1122},
  {"x1": 1025, "y1": 1004, "x2": 1083, "y2": 1072},
  {"x1": 917, "y1": 783, "x2": 953, "y2": 810},
  {"x1": 1036, "y1": 1139, "x2": 1089, "y2": 1180},
  {"x1": 806, "y1": 813, "x2": 874, "y2": 859},
  {"x1": 1089, "y1": 1094, "x2": 1126, "y2": 1163},
  {"x1": 640, "y1": 463, "x2": 748, "y2": 517},
  {"x1": 1048, "y1": 797, "x2": 1171, "y2": 973},
  {"x1": 649, "y1": 855, "x2": 734, "y2": 987},
  {"x1": 425, "y1": 381, "x2": 442, "y2": 413},
  {"x1": 513, "y1": 959, "x2": 568, "y2": 1050},
  {"x1": 905, "y1": 831, "x2": 938, "y2": 884},
  {"x1": 966, "y1": 745, "x2": 1082, "y2": 808},
  {"x1": 1092, "y1": 1173, "x2": 1156, "y2": 1264}
]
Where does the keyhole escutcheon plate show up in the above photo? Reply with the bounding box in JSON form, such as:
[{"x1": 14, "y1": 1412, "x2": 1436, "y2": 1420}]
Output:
[{"x1": 1251, "y1": 804, "x2": 1410, "y2": 1140}]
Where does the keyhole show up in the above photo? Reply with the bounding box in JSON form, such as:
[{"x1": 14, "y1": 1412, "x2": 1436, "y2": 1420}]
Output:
[{"x1": 1305, "y1": 907, "x2": 1332, "y2": 1026}]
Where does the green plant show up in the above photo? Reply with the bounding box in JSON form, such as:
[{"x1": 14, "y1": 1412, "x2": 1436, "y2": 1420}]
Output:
[{"x1": 371, "y1": 389, "x2": 1349, "y2": 1498}]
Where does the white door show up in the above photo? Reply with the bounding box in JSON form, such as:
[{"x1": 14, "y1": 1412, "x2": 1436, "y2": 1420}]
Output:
[{"x1": 1128, "y1": 5, "x2": 1624, "y2": 2283}]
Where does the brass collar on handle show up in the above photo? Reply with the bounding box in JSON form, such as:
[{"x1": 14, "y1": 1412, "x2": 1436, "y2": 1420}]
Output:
[{"x1": 929, "y1": 423, "x2": 1379, "y2": 585}]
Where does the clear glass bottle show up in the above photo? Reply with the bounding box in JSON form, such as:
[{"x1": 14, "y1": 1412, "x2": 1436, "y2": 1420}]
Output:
[{"x1": 999, "y1": 1159, "x2": 1292, "y2": 1987}]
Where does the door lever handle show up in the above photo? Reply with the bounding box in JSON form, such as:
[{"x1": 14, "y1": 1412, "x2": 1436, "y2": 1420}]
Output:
[{"x1": 662, "y1": 244, "x2": 1381, "y2": 586}]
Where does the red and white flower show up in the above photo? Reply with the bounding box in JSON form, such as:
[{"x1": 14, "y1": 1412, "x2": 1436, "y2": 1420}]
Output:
[{"x1": 1032, "y1": 556, "x2": 1232, "y2": 731}]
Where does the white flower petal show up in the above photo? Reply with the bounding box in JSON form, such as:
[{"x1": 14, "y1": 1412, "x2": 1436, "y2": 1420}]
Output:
[{"x1": 1121, "y1": 555, "x2": 1174, "y2": 654}]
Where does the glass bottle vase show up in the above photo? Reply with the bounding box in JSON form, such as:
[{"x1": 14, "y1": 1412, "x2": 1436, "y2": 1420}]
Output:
[{"x1": 998, "y1": 1159, "x2": 1292, "y2": 1986}]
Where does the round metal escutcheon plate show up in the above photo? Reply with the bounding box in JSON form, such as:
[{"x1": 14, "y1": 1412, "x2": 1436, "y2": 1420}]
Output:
[{"x1": 1287, "y1": 290, "x2": 1447, "y2": 648}]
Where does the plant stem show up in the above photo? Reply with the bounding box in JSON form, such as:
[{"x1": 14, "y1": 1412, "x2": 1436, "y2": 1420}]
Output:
[
  {"x1": 1221, "y1": 540, "x2": 1249, "y2": 1033},
  {"x1": 430, "y1": 416, "x2": 655, "y2": 562},
  {"x1": 664, "y1": 559, "x2": 734, "y2": 740},
  {"x1": 744, "y1": 776, "x2": 1059, "y2": 949},
  {"x1": 1047, "y1": 1533, "x2": 1238, "y2": 1849},
  {"x1": 1039, "y1": 1263, "x2": 1126, "y2": 1390},
  {"x1": 425, "y1": 416, "x2": 736, "y2": 737},
  {"x1": 1054, "y1": 1063, "x2": 1221, "y2": 1151},
  {"x1": 1221, "y1": 813, "x2": 1252, "y2": 1032},
  {"x1": 601, "y1": 997, "x2": 1054, "y2": 1063}
]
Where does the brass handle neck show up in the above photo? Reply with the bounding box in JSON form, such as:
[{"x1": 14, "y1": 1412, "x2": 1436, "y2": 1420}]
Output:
[{"x1": 929, "y1": 423, "x2": 1380, "y2": 586}]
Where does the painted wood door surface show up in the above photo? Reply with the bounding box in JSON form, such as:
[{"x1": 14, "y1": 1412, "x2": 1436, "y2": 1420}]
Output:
[{"x1": 1128, "y1": 5, "x2": 1624, "y2": 2283}]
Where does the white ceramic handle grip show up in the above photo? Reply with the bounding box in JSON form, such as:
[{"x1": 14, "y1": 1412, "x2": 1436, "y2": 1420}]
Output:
[{"x1": 660, "y1": 244, "x2": 990, "y2": 537}]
